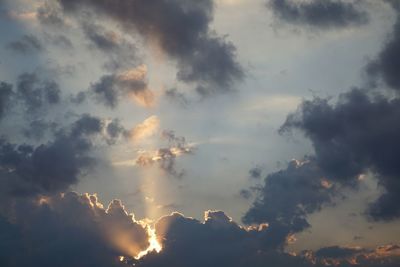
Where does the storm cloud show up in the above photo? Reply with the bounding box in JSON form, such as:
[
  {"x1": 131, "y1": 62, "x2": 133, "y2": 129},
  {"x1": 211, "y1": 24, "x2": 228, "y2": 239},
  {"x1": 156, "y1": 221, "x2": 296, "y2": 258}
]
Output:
[
  {"x1": 0, "y1": 192, "x2": 149, "y2": 267},
  {"x1": 268, "y1": 0, "x2": 368, "y2": 29},
  {"x1": 57, "y1": 0, "x2": 244, "y2": 95},
  {"x1": 280, "y1": 89, "x2": 400, "y2": 220},
  {"x1": 0, "y1": 114, "x2": 110, "y2": 198},
  {"x1": 243, "y1": 159, "x2": 334, "y2": 248},
  {"x1": 366, "y1": 1, "x2": 400, "y2": 92}
]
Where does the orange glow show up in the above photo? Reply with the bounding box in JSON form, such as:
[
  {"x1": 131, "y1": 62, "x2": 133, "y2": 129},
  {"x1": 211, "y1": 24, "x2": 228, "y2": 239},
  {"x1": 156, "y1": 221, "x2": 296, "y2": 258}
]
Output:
[{"x1": 130, "y1": 116, "x2": 160, "y2": 142}]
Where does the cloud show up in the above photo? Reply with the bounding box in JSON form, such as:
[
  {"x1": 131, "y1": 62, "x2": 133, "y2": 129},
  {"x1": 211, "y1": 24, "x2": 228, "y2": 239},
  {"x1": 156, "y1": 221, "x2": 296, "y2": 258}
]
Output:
[
  {"x1": 0, "y1": 192, "x2": 150, "y2": 266},
  {"x1": 0, "y1": 114, "x2": 118, "y2": 198},
  {"x1": 57, "y1": 0, "x2": 244, "y2": 95},
  {"x1": 135, "y1": 130, "x2": 194, "y2": 179},
  {"x1": 90, "y1": 65, "x2": 154, "y2": 108},
  {"x1": 267, "y1": 0, "x2": 368, "y2": 29},
  {"x1": 81, "y1": 21, "x2": 140, "y2": 71},
  {"x1": 366, "y1": 2, "x2": 400, "y2": 92},
  {"x1": 6, "y1": 34, "x2": 43, "y2": 54},
  {"x1": 280, "y1": 89, "x2": 400, "y2": 220},
  {"x1": 134, "y1": 210, "x2": 311, "y2": 267},
  {"x1": 16, "y1": 73, "x2": 61, "y2": 113},
  {"x1": 243, "y1": 159, "x2": 334, "y2": 248},
  {"x1": 302, "y1": 244, "x2": 400, "y2": 266},
  {"x1": 37, "y1": 1, "x2": 65, "y2": 27},
  {"x1": 0, "y1": 82, "x2": 13, "y2": 120},
  {"x1": 130, "y1": 116, "x2": 160, "y2": 142}
]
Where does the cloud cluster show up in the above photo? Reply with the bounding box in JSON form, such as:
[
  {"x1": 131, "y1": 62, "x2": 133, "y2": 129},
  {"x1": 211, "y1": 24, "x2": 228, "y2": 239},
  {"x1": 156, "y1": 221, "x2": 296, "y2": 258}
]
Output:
[
  {"x1": 366, "y1": 1, "x2": 400, "y2": 91},
  {"x1": 136, "y1": 130, "x2": 194, "y2": 179},
  {"x1": 0, "y1": 192, "x2": 149, "y2": 267},
  {"x1": 15, "y1": 72, "x2": 61, "y2": 113},
  {"x1": 267, "y1": 0, "x2": 368, "y2": 29},
  {"x1": 280, "y1": 89, "x2": 400, "y2": 220},
  {"x1": 0, "y1": 114, "x2": 112, "y2": 199},
  {"x1": 90, "y1": 65, "x2": 154, "y2": 108},
  {"x1": 57, "y1": 0, "x2": 244, "y2": 95},
  {"x1": 243, "y1": 159, "x2": 334, "y2": 248}
]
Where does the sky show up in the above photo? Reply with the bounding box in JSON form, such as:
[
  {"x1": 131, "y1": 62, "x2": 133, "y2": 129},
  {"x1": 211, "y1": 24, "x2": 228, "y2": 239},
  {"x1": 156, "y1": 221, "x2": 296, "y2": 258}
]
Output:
[{"x1": 0, "y1": 0, "x2": 400, "y2": 266}]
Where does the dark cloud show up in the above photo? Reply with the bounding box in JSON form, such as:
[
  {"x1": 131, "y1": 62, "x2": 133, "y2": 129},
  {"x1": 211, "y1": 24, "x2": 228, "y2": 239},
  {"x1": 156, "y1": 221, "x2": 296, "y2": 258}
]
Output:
[
  {"x1": 314, "y1": 246, "x2": 365, "y2": 258},
  {"x1": 0, "y1": 192, "x2": 149, "y2": 266},
  {"x1": 0, "y1": 81, "x2": 13, "y2": 120},
  {"x1": 249, "y1": 166, "x2": 262, "y2": 179},
  {"x1": 6, "y1": 34, "x2": 43, "y2": 54},
  {"x1": 22, "y1": 120, "x2": 56, "y2": 140},
  {"x1": 0, "y1": 115, "x2": 105, "y2": 197},
  {"x1": 57, "y1": 0, "x2": 243, "y2": 95},
  {"x1": 90, "y1": 66, "x2": 154, "y2": 108},
  {"x1": 134, "y1": 211, "x2": 312, "y2": 267},
  {"x1": 243, "y1": 159, "x2": 334, "y2": 248},
  {"x1": 105, "y1": 119, "x2": 129, "y2": 145},
  {"x1": 16, "y1": 73, "x2": 61, "y2": 113},
  {"x1": 280, "y1": 89, "x2": 400, "y2": 220},
  {"x1": 268, "y1": 0, "x2": 368, "y2": 29},
  {"x1": 303, "y1": 244, "x2": 400, "y2": 267},
  {"x1": 366, "y1": 2, "x2": 400, "y2": 92}
]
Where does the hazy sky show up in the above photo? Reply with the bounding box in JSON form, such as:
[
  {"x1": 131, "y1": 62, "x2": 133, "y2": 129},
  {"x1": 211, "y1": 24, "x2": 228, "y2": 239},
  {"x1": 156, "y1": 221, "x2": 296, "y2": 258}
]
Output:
[{"x1": 0, "y1": 1, "x2": 400, "y2": 266}]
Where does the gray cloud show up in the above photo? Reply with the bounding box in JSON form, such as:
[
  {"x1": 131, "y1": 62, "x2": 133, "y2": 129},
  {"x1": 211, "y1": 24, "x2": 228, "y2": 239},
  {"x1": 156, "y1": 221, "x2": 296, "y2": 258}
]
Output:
[
  {"x1": 16, "y1": 73, "x2": 61, "y2": 113},
  {"x1": 0, "y1": 114, "x2": 107, "y2": 198},
  {"x1": 280, "y1": 89, "x2": 400, "y2": 220},
  {"x1": 90, "y1": 66, "x2": 154, "y2": 108},
  {"x1": 6, "y1": 34, "x2": 43, "y2": 54},
  {"x1": 57, "y1": 0, "x2": 243, "y2": 95},
  {"x1": 268, "y1": 0, "x2": 368, "y2": 29},
  {"x1": 37, "y1": 1, "x2": 65, "y2": 27},
  {"x1": 366, "y1": 2, "x2": 400, "y2": 92},
  {"x1": 0, "y1": 192, "x2": 149, "y2": 266},
  {"x1": 0, "y1": 82, "x2": 13, "y2": 120},
  {"x1": 134, "y1": 211, "x2": 312, "y2": 267},
  {"x1": 243, "y1": 159, "x2": 334, "y2": 248}
]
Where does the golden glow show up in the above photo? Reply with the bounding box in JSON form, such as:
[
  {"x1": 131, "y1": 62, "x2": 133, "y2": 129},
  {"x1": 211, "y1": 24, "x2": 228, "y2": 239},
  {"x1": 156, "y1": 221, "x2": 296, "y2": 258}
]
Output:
[
  {"x1": 130, "y1": 116, "x2": 160, "y2": 142},
  {"x1": 135, "y1": 227, "x2": 162, "y2": 259}
]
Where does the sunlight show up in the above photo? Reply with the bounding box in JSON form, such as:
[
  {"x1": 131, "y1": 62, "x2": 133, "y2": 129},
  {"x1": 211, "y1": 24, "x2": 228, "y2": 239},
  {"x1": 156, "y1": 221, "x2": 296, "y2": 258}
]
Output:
[{"x1": 135, "y1": 226, "x2": 162, "y2": 259}]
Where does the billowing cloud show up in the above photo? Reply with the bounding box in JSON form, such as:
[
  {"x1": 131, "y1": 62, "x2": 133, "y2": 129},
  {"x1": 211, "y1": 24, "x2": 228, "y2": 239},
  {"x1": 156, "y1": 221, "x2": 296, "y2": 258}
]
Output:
[
  {"x1": 0, "y1": 192, "x2": 150, "y2": 266},
  {"x1": 267, "y1": 0, "x2": 368, "y2": 29},
  {"x1": 0, "y1": 114, "x2": 126, "y2": 199},
  {"x1": 57, "y1": 0, "x2": 244, "y2": 95},
  {"x1": 243, "y1": 159, "x2": 334, "y2": 248},
  {"x1": 366, "y1": 1, "x2": 400, "y2": 92},
  {"x1": 91, "y1": 65, "x2": 154, "y2": 108},
  {"x1": 280, "y1": 89, "x2": 400, "y2": 220}
]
